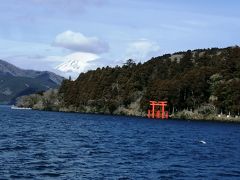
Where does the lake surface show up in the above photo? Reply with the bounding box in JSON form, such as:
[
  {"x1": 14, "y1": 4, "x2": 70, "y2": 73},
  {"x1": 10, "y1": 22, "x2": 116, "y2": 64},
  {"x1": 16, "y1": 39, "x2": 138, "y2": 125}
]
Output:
[{"x1": 0, "y1": 106, "x2": 240, "y2": 179}]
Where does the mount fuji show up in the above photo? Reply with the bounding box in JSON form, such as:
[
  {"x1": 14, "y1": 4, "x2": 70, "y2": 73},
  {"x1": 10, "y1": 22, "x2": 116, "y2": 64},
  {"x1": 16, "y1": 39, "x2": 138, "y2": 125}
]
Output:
[{"x1": 55, "y1": 52, "x2": 99, "y2": 78}]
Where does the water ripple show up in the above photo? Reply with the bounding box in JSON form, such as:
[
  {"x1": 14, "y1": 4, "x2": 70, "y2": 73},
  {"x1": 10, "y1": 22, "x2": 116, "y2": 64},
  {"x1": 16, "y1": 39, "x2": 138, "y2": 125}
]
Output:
[{"x1": 0, "y1": 106, "x2": 240, "y2": 179}]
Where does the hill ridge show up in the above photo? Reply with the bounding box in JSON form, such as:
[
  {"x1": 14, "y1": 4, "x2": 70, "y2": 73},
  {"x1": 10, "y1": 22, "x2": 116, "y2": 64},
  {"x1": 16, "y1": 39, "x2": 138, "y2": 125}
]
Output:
[{"x1": 0, "y1": 59, "x2": 64, "y2": 104}]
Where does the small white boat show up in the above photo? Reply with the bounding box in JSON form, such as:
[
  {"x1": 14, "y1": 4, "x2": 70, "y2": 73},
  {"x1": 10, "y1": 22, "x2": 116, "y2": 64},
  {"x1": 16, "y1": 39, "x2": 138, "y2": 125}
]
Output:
[{"x1": 11, "y1": 105, "x2": 32, "y2": 110}]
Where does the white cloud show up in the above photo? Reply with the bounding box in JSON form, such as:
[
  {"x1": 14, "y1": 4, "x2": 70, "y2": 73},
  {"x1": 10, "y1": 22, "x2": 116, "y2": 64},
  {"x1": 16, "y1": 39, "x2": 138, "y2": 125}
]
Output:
[
  {"x1": 53, "y1": 30, "x2": 109, "y2": 54},
  {"x1": 0, "y1": 39, "x2": 67, "y2": 71},
  {"x1": 126, "y1": 39, "x2": 160, "y2": 61},
  {"x1": 0, "y1": 38, "x2": 106, "y2": 78}
]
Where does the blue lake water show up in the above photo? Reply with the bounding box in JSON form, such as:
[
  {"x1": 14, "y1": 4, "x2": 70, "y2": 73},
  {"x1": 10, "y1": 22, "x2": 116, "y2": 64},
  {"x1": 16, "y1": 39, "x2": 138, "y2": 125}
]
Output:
[{"x1": 0, "y1": 105, "x2": 240, "y2": 179}]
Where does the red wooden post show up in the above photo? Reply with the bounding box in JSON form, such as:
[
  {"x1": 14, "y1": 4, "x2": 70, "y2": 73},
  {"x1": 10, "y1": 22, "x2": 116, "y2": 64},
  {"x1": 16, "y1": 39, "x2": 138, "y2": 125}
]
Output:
[
  {"x1": 147, "y1": 109, "x2": 151, "y2": 118},
  {"x1": 158, "y1": 101, "x2": 167, "y2": 119},
  {"x1": 156, "y1": 110, "x2": 160, "y2": 118},
  {"x1": 152, "y1": 103, "x2": 155, "y2": 118},
  {"x1": 162, "y1": 103, "x2": 165, "y2": 119},
  {"x1": 150, "y1": 101, "x2": 157, "y2": 118}
]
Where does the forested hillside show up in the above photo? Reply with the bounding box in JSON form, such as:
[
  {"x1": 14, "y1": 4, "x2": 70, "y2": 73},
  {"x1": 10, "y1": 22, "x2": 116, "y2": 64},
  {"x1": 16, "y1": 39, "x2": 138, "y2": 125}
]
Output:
[{"x1": 57, "y1": 46, "x2": 240, "y2": 116}]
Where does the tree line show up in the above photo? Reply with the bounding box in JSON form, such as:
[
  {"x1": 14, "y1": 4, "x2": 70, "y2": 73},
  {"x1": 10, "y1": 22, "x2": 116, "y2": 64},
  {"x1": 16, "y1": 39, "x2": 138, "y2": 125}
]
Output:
[{"x1": 57, "y1": 46, "x2": 240, "y2": 116}]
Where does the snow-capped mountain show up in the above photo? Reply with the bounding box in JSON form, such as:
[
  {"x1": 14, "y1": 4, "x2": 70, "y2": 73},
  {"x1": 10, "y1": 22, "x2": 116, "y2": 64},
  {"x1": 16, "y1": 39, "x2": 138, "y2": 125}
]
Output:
[
  {"x1": 56, "y1": 59, "x2": 85, "y2": 73},
  {"x1": 55, "y1": 52, "x2": 99, "y2": 74}
]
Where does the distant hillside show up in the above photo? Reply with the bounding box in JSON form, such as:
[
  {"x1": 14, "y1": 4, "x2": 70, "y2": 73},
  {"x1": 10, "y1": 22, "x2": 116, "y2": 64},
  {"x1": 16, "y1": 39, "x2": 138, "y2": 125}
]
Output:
[
  {"x1": 16, "y1": 46, "x2": 240, "y2": 119},
  {"x1": 0, "y1": 59, "x2": 64, "y2": 104},
  {"x1": 58, "y1": 46, "x2": 240, "y2": 116}
]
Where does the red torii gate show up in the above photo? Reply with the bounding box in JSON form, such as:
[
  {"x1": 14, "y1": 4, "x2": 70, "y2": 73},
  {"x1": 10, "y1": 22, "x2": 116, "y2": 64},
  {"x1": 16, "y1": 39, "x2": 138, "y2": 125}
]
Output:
[{"x1": 147, "y1": 101, "x2": 169, "y2": 119}]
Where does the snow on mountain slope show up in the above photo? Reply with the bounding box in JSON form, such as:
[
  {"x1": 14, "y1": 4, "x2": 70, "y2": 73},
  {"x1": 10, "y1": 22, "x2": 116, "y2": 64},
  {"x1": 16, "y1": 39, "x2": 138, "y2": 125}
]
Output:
[{"x1": 55, "y1": 52, "x2": 99, "y2": 73}]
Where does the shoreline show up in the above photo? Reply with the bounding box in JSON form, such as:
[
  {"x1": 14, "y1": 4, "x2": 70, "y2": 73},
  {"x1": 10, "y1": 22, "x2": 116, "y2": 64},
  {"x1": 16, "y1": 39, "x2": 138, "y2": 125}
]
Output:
[
  {"x1": 9, "y1": 105, "x2": 240, "y2": 123},
  {"x1": 171, "y1": 116, "x2": 240, "y2": 124}
]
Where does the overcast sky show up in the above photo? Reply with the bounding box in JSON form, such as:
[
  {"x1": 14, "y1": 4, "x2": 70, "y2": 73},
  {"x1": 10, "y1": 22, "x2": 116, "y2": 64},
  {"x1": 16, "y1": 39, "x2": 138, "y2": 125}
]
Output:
[{"x1": 0, "y1": 0, "x2": 240, "y2": 76}]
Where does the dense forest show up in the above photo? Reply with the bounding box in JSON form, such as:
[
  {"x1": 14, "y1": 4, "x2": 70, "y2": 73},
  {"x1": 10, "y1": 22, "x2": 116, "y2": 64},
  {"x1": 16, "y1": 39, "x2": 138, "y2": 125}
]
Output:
[
  {"x1": 57, "y1": 46, "x2": 240, "y2": 116},
  {"x1": 17, "y1": 46, "x2": 240, "y2": 119}
]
